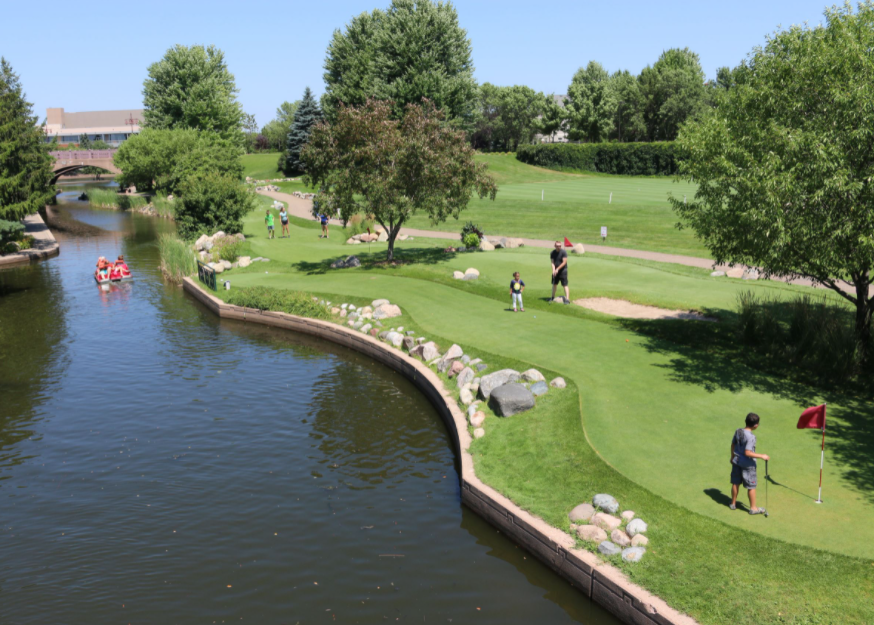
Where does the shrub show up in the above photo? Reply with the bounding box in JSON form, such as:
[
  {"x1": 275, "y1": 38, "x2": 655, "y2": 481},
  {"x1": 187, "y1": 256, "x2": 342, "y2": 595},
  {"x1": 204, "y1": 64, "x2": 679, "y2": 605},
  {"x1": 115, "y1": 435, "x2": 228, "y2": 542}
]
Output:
[
  {"x1": 516, "y1": 142, "x2": 683, "y2": 176},
  {"x1": 0, "y1": 219, "x2": 25, "y2": 243},
  {"x1": 460, "y1": 220, "x2": 483, "y2": 241},
  {"x1": 462, "y1": 232, "x2": 480, "y2": 249},
  {"x1": 152, "y1": 195, "x2": 176, "y2": 219},
  {"x1": 345, "y1": 213, "x2": 375, "y2": 237},
  {"x1": 226, "y1": 287, "x2": 332, "y2": 320},
  {"x1": 158, "y1": 233, "x2": 197, "y2": 284},
  {"x1": 216, "y1": 240, "x2": 243, "y2": 262},
  {"x1": 175, "y1": 173, "x2": 257, "y2": 240}
]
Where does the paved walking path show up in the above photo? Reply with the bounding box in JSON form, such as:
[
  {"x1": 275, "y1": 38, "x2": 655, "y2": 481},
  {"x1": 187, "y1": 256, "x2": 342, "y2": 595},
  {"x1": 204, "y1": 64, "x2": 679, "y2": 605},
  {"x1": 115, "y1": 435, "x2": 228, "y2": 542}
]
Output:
[
  {"x1": 258, "y1": 189, "x2": 861, "y2": 294},
  {"x1": 0, "y1": 213, "x2": 60, "y2": 267}
]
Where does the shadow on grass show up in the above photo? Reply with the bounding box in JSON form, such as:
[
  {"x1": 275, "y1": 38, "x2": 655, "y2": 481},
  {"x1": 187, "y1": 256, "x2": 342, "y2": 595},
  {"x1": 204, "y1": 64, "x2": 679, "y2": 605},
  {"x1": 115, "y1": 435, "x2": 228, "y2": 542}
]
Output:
[
  {"x1": 624, "y1": 315, "x2": 874, "y2": 504},
  {"x1": 704, "y1": 487, "x2": 738, "y2": 510},
  {"x1": 294, "y1": 246, "x2": 456, "y2": 275}
]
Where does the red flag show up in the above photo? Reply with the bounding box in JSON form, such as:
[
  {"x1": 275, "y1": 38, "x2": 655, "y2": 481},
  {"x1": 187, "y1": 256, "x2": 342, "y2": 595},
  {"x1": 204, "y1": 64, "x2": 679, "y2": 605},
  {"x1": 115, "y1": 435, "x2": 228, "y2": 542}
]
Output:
[
  {"x1": 797, "y1": 404, "x2": 826, "y2": 430},
  {"x1": 564, "y1": 237, "x2": 573, "y2": 248}
]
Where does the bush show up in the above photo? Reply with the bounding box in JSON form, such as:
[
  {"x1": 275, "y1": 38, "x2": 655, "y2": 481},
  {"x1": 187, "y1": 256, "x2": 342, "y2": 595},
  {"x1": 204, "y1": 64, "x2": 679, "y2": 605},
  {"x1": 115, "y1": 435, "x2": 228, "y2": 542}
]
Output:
[
  {"x1": 216, "y1": 239, "x2": 243, "y2": 262},
  {"x1": 516, "y1": 142, "x2": 683, "y2": 176},
  {"x1": 158, "y1": 234, "x2": 197, "y2": 284},
  {"x1": 460, "y1": 220, "x2": 483, "y2": 241},
  {"x1": 462, "y1": 232, "x2": 480, "y2": 249},
  {"x1": 152, "y1": 195, "x2": 176, "y2": 219},
  {"x1": 345, "y1": 213, "x2": 376, "y2": 237},
  {"x1": 0, "y1": 219, "x2": 25, "y2": 243},
  {"x1": 226, "y1": 287, "x2": 332, "y2": 320},
  {"x1": 175, "y1": 173, "x2": 257, "y2": 240}
]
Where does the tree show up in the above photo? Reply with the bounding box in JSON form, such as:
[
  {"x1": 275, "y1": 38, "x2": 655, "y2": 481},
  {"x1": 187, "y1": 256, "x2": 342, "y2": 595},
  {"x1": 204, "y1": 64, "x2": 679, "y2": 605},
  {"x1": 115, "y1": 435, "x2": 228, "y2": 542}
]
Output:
[
  {"x1": 175, "y1": 171, "x2": 256, "y2": 240},
  {"x1": 566, "y1": 61, "x2": 615, "y2": 143},
  {"x1": 607, "y1": 70, "x2": 646, "y2": 142},
  {"x1": 322, "y1": 0, "x2": 477, "y2": 124},
  {"x1": 0, "y1": 58, "x2": 53, "y2": 221},
  {"x1": 471, "y1": 84, "x2": 545, "y2": 150},
  {"x1": 538, "y1": 96, "x2": 567, "y2": 143},
  {"x1": 142, "y1": 45, "x2": 244, "y2": 141},
  {"x1": 672, "y1": 4, "x2": 874, "y2": 358},
  {"x1": 283, "y1": 87, "x2": 322, "y2": 175},
  {"x1": 261, "y1": 100, "x2": 300, "y2": 152},
  {"x1": 639, "y1": 48, "x2": 707, "y2": 141},
  {"x1": 78, "y1": 133, "x2": 92, "y2": 150},
  {"x1": 302, "y1": 99, "x2": 496, "y2": 260},
  {"x1": 242, "y1": 113, "x2": 259, "y2": 153}
]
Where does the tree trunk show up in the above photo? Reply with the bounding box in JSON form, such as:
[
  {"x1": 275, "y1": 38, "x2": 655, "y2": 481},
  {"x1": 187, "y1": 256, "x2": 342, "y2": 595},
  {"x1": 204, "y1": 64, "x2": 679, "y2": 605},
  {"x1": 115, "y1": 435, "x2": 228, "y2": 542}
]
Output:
[
  {"x1": 386, "y1": 220, "x2": 404, "y2": 262},
  {"x1": 854, "y1": 276, "x2": 873, "y2": 362}
]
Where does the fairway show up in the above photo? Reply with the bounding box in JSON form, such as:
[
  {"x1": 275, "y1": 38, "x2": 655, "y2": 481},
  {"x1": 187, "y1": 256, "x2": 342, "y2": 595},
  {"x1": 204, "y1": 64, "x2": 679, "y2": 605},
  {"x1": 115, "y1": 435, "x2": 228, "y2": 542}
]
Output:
[{"x1": 242, "y1": 152, "x2": 284, "y2": 179}]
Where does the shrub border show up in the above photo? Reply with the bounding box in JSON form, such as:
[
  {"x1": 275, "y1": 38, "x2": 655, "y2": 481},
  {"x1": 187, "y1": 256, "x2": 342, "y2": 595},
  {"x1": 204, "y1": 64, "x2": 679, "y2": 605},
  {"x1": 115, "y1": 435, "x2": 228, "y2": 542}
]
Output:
[
  {"x1": 0, "y1": 214, "x2": 60, "y2": 267},
  {"x1": 182, "y1": 277, "x2": 698, "y2": 625}
]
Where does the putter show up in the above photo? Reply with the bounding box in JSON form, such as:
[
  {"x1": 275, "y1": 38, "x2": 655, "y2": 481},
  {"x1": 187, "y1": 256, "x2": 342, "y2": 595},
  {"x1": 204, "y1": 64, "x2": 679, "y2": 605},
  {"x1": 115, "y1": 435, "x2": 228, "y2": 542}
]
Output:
[{"x1": 764, "y1": 459, "x2": 769, "y2": 518}]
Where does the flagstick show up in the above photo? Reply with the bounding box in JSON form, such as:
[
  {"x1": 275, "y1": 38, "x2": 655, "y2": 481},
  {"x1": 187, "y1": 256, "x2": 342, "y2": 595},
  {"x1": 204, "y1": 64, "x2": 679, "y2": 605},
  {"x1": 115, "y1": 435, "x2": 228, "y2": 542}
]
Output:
[{"x1": 816, "y1": 403, "x2": 826, "y2": 504}]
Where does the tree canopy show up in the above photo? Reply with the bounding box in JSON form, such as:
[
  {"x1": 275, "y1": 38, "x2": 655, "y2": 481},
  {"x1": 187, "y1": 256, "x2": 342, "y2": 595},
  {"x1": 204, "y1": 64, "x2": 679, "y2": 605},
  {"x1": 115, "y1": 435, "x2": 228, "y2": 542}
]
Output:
[
  {"x1": 566, "y1": 61, "x2": 614, "y2": 143},
  {"x1": 0, "y1": 58, "x2": 53, "y2": 221},
  {"x1": 261, "y1": 100, "x2": 300, "y2": 152},
  {"x1": 672, "y1": 3, "x2": 874, "y2": 354},
  {"x1": 639, "y1": 48, "x2": 708, "y2": 141},
  {"x1": 142, "y1": 45, "x2": 244, "y2": 141},
  {"x1": 471, "y1": 84, "x2": 546, "y2": 151},
  {"x1": 283, "y1": 88, "x2": 322, "y2": 175},
  {"x1": 302, "y1": 99, "x2": 496, "y2": 260},
  {"x1": 322, "y1": 0, "x2": 477, "y2": 124}
]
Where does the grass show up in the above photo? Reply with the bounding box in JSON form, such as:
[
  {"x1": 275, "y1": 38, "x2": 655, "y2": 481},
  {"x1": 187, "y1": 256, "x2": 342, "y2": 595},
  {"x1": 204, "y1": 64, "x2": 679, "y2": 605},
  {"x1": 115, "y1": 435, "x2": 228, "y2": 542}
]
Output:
[
  {"x1": 197, "y1": 210, "x2": 874, "y2": 624},
  {"x1": 152, "y1": 195, "x2": 177, "y2": 219},
  {"x1": 241, "y1": 152, "x2": 284, "y2": 179},
  {"x1": 226, "y1": 286, "x2": 332, "y2": 320},
  {"x1": 157, "y1": 234, "x2": 197, "y2": 284},
  {"x1": 88, "y1": 188, "x2": 149, "y2": 211}
]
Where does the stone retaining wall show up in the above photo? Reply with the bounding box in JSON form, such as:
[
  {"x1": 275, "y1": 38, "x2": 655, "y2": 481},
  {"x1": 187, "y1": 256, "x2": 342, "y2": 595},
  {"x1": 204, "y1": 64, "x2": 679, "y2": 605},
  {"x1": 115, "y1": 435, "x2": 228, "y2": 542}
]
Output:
[
  {"x1": 0, "y1": 213, "x2": 60, "y2": 267},
  {"x1": 182, "y1": 278, "x2": 698, "y2": 625}
]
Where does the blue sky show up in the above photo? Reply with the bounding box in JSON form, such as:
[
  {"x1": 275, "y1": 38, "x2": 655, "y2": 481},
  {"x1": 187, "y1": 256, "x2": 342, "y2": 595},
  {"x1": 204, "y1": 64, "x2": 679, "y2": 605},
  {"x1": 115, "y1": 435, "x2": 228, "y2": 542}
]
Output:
[{"x1": 5, "y1": 0, "x2": 833, "y2": 129}]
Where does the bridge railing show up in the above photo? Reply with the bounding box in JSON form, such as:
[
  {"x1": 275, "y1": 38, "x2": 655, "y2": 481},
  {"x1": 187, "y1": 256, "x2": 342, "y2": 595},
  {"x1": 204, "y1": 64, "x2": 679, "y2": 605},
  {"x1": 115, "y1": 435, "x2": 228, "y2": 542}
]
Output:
[{"x1": 49, "y1": 150, "x2": 117, "y2": 161}]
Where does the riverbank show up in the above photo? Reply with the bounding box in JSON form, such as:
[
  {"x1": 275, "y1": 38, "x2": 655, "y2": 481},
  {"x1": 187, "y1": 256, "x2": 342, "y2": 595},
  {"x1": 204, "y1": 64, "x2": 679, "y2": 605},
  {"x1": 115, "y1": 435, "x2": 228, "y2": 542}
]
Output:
[
  {"x1": 0, "y1": 213, "x2": 59, "y2": 267},
  {"x1": 183, "y1": 276, "x2": 698, "y2": 625}
]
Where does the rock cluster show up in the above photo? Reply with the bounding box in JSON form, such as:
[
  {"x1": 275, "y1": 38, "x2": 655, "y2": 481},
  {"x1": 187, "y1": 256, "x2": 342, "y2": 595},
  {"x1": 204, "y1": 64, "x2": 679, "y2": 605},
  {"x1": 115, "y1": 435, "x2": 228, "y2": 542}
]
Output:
[
  {"x1": 254, "y1": 184, "x2": 281, "y2": 192},
  {"x1": 330, "y1": 255, "x2": 361, "y2": 269},
  {"x1": 346, "y1": 231, "x2": 412, "y2": 245},
  {"x1": 568, "y1": 494, "x2": 649, "y2": 563},
  {"x1": 452, "y1": 267, "x2": 480, "y2": 281}
]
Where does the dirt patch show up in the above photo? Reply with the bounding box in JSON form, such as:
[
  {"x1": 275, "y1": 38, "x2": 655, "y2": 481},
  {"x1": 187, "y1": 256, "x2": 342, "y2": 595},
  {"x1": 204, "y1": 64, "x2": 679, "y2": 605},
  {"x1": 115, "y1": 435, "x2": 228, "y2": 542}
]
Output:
[{"x1": 574, "y1": 297, "x2": 716, "y2": 321}]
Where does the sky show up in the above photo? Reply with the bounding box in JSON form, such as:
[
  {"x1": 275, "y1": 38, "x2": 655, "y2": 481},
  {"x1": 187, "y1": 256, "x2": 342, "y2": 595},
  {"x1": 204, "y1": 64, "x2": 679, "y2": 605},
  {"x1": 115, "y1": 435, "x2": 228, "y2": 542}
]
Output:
[{"x1": 4, "y1": 0, "x2": 834, "y2": 129}]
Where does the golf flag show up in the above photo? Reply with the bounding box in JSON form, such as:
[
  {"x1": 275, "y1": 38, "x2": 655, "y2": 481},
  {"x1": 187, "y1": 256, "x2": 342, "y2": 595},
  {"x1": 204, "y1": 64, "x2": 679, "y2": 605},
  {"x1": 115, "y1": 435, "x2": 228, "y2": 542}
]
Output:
[
  {"x1": 797, "y1": 404, "x2": 826, "y2": 430},
  {"x1": 564, "y1": 237, "x2": 573, "y2": 248},
  {"x1": 797, "y1": 404, "x2": 827, "y2": 503}
]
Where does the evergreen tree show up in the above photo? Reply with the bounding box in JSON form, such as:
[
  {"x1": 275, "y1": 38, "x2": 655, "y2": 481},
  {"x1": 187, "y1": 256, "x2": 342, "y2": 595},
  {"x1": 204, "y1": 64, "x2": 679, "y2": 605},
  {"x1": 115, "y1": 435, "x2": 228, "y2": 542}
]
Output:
[
  {"x1": 0, "y1": 58, "x2": 53, "y2": 221},
  {"x1": 284, "y1": 87, "x2": 322, "y2": 175},
  {"x1": 78, "y1": 133, "x2": 92, "y2": 149}
]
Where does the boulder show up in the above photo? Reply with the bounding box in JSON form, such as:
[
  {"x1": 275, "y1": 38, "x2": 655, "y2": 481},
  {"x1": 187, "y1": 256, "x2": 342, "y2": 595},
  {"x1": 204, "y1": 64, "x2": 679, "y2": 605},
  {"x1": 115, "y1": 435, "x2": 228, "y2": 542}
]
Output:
[
  {"x1": 611, "y1": 529, "x2": 632, "y2": 548},
  {"x1": 353, "y1": 321, "x2": 363, "y2": 330},
  {"x1": 461, "y1": 355, "x2": 470, "y2": 364},
  {"x1": 331, "y1": 255, "x2": 361, "y2": 269},
  {"x1": 593, "y1": 494, "x2": 620, "y2": 515},
  {"x1": 467, "y1": 402, "x2": 481, "y2": 418},
  {"x1": 221, "y1": 260, "x2": 233, "y2": 269},
  {"x1": 479, "y1": 239, "x2": 495, "y2": 251},
  {"x1": 592, "y1": 512, "x2": 622, "y2": 532},
  {"x1": 202, "y1": 239, "x2": 215, "y2": 251},
  {"x1": 213, "y1": 231, "x2": 226, "y2": 239},
  {"x1": 520, "y1": 369, "x2": 545, "y2": 382},
  {"x1": 456, "y1": 367, "x2": 475, "y2": 388},
  {"x1": 462, "y1": 273, "x2": 479, "y2": 281},
  {"x1": 468, "y1": 358, "x2": 482, "y2": 366},
  {"x1": 460, "y1": 387, "x2": 474, "y2": 405},
  {"x1": 370, "y1": 329, "x2": 380, "y2": 337},
  {"x1": 402, "y1": 336, "x2": 417, "y2": 352},
  {"x1": 346, "y1": 238, "x2": 359, "y2": 245},
  {"x1": 621, "y1": 547, "x2": 646, "y2": 563},
  {"x1": 238, "y1": 256, "x2": 251, "y2": 268},
  {"x1": 710, "y1": 270, "x2": 726, "y2": 277},
  {"x1": 631, "y1": 534, "x2": 649, "y2": 547},
  {"x1": 572, "y1": 243, "x2": 585, "y2": 254},
  {"x1": 331, "y1": 307, "x2": 340, "y2": 315},
  {"x1": 529, "y1": 381, "x2": 549, "y2": 397},
  {"x1": 620, "y1": 511, "x2": 636, "y2": 522},
  {"x1": 442, "y1": 344, "x2": 464, "y2": 362},
  {"x1": 447, "y1": 361, "x2": 465, "y2": 378},
  {"x1": 453, "y1": 271, "x2": 465, "y2": 280},
  {"x1": 549, "y1": 377, "x2": 567, "y2": 389},
  {"x1": 212, "y1": 263, "x2": 224, "y2": 274},
  {"x1": 576, "y1": 525, "x2": 608, "y2": 544},
  {"x1": 465, "y1": 268, "x2": 480, "y2": 277},
  {"x1": 626, "y1": 519, "x2": 648, "y2": 537},
  {"x1": 360, "y1": 323, "x2": 372, "y2": 334},
  {"x1": 377, "y1": 230, "x2": 388, "y2": 242},
  {"x1": 568, "y1": 503, "x2": 596, "y2": 523},
  {"x1": 385, "y1": 332, "x2": 404, "y2": 348},
  {"x1": 488, "y1": 383, "x2": 535, "y2": 417},
  {"x1": 478, "y1": 369, "x2": 521, "y2": 400},
  {"x1": 742, "y1": 268, "x2": 760, "y2": 281},
  {"x1": 436, "y1": 358, "x2": 452, "y2": 373},
  {"x1": 195, "y1": 234, "x2": 210, "y2": 250},
  {"x1": 475, "y1": 363, "x2": 488, "y2": 372},
  {"x1": 597, "y1": 541, "x2": 621, "y2": 556},
  {"x1": 473, "y1": 428, "x2": 485, "y2": 439},
  {"x1": 373, "y1": 304, "x2": 402, "y2": 320},
  {"x1": 410, "y1": 341, "x2": 440, "y2": 362},
  {"x1": 470, "y1": 411, "x2": 486, "y2": 427}
]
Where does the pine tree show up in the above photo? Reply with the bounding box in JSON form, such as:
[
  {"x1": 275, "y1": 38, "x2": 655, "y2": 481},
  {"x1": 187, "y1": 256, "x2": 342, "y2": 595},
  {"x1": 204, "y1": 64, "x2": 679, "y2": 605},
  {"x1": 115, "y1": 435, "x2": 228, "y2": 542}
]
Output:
[
  {"x1": 283, "y1": 87, "x2": 322, "y2": 175},
  {"x1": 0, "y1": 58, "x2": 53, "y2": 221}
]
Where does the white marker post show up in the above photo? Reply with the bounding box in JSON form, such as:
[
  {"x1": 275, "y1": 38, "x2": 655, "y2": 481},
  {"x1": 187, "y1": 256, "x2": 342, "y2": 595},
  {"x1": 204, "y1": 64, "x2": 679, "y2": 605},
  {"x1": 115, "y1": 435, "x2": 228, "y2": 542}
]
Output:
[
  {"x1": 542, "y1": 190, "x2": 544, "y2": 201},
  {"x1": 601, "y1": 226, "x2": 607, "y2": 241},
  {"x1": 609, "y1": 192, "x2": 612, "y2": 204}
]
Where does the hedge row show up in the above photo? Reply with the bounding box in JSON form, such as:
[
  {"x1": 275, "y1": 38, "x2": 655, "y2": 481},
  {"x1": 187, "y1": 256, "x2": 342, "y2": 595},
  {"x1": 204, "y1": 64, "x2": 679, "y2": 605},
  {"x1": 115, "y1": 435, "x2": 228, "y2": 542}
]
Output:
[{"x1": 516, "y1": 142, "x2": 683, "y2": 176}]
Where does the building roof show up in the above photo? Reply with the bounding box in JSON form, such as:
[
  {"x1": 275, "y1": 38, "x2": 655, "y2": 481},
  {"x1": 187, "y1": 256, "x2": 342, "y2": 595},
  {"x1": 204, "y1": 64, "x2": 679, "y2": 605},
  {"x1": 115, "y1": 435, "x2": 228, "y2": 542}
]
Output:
[{"x1": 44, "y1": 108, "x2": 143, "y2": 136}]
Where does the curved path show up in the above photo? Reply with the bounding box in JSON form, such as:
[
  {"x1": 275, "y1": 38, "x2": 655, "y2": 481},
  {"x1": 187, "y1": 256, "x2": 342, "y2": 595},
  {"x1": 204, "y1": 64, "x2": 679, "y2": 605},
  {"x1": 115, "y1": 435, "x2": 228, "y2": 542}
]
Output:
[{"x1": 257, "y1": 189, "x2": 862, "y2": 294}]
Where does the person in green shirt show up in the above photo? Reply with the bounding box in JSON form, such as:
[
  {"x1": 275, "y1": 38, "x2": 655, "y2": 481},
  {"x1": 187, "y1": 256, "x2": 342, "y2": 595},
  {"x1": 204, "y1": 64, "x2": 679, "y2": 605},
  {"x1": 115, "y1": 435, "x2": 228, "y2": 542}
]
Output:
[{"x1": 265, "y1": 210, "x2": 275, "y2": 239}]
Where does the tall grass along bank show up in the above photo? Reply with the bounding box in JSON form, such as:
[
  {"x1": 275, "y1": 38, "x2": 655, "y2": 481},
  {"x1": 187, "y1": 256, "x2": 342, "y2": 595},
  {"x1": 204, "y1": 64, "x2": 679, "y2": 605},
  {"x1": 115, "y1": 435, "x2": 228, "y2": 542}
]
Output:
[
  {"x1": 158, "y1": 234, "x2": 197, "y2": 284},
  {"x1": 226, "y1": 287, "x2": 332, "y2": 320}
]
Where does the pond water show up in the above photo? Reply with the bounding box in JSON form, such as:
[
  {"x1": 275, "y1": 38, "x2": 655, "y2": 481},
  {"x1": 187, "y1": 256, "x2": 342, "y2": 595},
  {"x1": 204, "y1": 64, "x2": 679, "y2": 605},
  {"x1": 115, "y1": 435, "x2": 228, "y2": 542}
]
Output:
[{"x1": 0, "y1": 183, "x2": 617, "y2": 624}]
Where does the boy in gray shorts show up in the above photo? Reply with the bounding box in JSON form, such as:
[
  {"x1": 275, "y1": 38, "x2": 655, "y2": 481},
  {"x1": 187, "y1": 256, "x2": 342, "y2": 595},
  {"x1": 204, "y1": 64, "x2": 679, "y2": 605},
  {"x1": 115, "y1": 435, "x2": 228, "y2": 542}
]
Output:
[{"x1": 730, "y1": 412, "x2": 770, "y2": 515}]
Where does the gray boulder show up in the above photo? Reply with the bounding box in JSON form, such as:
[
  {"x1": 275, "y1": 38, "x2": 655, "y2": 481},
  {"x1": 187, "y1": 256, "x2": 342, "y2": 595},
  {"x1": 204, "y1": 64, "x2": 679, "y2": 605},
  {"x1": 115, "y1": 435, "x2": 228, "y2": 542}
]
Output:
[
  {"x1": 461, "y1": 355, "x2": 470, "y2": 364},
  {"x1": 488, "y1": 383, "x2": 535, "y2": 417},
  {"x1": 372, "y1": 299, "x2": 390, "y2": 307},
  {"x1": 626, "y1": 519, "x2": 648, "y2": 537},
  {"x1": 710, "y1": 270, "x2": 726, "y2": 277},
  {"x1": 360, "y1": 323, "x2": 372, "y2": 334},
  {"x1": 442, "y1": 344, "x2": 464, "y2": 362},
  {"x1": 331, "y1": 255, "x2": 361, "y2": 269},
  {"x1": 621, "y1": 547, "x2": 646, "y2": 563},
  {"x1": 373, "y1": 304, "x2": 402, "y2": 320},
  {"x1": 529, "y1": 381, "x2": 549, "y2": 396},
  {"x1": 478, "y1": 369, "x2": 521, "y2": 400},
  {"x1": 467, "y1": 402, "x2": 481, "y2": 418},
  {"x1": 402, "y1": 336, "x2": 417, "y2": 352},
  {"x1": 597, "y1": 541, "x2": 621, "y2": 556},
  {"x1": 456, "y1": 366, "x2": 475, "y2": 389},
  {"x1": 593, "y1": 494, "x2": 620, "y2": 515},
  {"x1": 475, "y1": 363, "x2": 488, "y2": 372}
]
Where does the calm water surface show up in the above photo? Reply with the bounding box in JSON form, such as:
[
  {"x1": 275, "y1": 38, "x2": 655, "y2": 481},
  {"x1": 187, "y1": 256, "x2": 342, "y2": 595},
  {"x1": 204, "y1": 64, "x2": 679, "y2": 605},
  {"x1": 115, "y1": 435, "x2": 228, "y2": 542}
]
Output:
[{"x1": 0, "y1": 183, "x2": 617, "y2": 624}]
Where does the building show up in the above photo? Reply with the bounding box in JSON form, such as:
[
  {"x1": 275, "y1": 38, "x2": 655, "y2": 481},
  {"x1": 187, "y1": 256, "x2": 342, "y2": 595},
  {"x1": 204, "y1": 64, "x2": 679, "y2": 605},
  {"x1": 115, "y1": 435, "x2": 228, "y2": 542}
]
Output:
[{"x1": 43, "y1": 108, "x2": 143, "y2": 148}]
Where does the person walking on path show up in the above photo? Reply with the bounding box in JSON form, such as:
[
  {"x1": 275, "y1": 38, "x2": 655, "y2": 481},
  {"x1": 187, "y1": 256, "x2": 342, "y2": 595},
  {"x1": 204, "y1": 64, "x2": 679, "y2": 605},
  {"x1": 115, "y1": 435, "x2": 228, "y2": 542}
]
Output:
[
  {"x1": 265, "y1": 209, "x2": 275, "y2": 239},
  {"x1": 730, "y1": 412, "x2": 770, "y2": 515},
  {"x1": 319, "y1": 213, "x2": 329, "y2": 239},
  {"x1": 279, "y1": 206, "x2": 290, "y2": 238},
  {"x1": 510, "y1": 272, "x2": 525, "y2": 312},
  {"x1": 550, "y1": 241, "x2": 569, "y2": 303}
]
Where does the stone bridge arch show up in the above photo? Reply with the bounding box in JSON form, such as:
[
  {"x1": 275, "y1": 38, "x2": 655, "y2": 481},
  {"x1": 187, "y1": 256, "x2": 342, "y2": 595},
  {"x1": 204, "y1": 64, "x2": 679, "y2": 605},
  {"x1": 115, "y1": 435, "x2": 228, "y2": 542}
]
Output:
[{"x1": 50, "y1": 150, "x2": 121, "y2": 184}]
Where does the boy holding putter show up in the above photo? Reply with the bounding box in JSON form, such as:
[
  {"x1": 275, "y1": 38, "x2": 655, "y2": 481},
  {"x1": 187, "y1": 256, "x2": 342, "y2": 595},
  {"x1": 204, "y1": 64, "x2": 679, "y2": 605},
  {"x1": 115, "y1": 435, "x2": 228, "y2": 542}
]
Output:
[{"x1": 730, "y1": 412, "x2": 770, "y2": 515}]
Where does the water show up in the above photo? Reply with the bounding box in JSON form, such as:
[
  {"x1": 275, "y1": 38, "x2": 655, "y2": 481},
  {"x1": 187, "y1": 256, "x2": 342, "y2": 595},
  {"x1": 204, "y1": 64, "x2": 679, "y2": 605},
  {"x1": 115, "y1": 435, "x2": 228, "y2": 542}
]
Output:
[{"x1": 0, "y1": 183, "x2": 617, "y2": 624}]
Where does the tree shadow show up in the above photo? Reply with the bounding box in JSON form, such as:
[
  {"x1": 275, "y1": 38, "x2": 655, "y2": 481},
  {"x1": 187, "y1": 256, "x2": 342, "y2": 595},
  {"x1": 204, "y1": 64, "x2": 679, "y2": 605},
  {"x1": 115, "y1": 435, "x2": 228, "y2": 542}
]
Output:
[
  {"x1": 293, "y1": 246, "x2": 457, "y2": 275},
  {"x1": 624, "y1": 315, "x2": 874, "y2": 504}
]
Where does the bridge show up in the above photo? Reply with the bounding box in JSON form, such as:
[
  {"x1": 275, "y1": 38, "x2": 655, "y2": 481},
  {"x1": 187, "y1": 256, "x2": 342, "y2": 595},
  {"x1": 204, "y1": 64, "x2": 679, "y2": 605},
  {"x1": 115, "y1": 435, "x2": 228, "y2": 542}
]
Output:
[{"x1": 49, "y1": 150, "x2": 121, "y2": 184}]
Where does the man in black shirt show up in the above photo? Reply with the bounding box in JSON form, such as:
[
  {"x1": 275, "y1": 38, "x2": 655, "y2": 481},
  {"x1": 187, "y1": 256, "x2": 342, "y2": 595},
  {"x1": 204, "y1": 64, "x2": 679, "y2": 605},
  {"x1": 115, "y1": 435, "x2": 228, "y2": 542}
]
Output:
[{"x1": 550, "y1": 241, "x2": 569, "y2": 304}]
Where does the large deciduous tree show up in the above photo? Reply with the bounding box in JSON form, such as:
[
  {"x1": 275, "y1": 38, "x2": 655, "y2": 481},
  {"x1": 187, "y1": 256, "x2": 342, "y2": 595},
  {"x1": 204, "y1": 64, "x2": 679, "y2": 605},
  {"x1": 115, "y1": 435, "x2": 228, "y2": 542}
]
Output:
[
  {"x1": 262, "y1": 100, "x2": 300, "y2": 153},
  {"x1": 142, "y1": 45, "x2": 244, "y2": 141},
  {"x1": 283, "y1": 87, "x2": 322, "y2": 175},
  {"x1": 672, "y1": 3, "x2": 874, "y2": 357},
  {"x1": 566, "y1": 61, "x2": 615, "y2": 143},
  {"x1": 538, "y1": 96, "x2": 567, "y2": 143},
  {"x1": 471, "y1": 84, "x2": 546, "y2": 150},
  {"x1": 302, "y1": 99, "x2": 496, "y2": 260},
  {"x1": 322, "y1": 0, "x2": 477, "y2": 124},
  {"x1": 639, "y1": 48, "x2": 707, "y2": 141},
  {"x1": 607, "y1": 70, "x2": 646, "y2": 142},
  {"x1": 0, "y1": 58, "x2": 53, "y2": 221}
]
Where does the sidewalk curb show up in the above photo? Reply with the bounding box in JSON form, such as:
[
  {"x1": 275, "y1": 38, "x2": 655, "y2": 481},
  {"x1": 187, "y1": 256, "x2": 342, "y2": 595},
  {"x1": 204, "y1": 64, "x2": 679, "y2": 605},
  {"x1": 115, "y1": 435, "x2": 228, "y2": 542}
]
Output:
[{"x1": 0, "y1": 213, "x2": 60, "y2": 267}]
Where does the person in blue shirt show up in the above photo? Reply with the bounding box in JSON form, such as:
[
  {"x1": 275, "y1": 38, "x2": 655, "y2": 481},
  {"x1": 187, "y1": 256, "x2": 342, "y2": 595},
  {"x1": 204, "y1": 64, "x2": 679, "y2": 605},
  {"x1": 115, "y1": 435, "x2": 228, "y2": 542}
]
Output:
[
  {"x1": 319, "y1": 213, "x2": 329, "y2": 239},
  {"x1": 510, "y1": 272, "x2": 525, "y2": 312},
  {"x1": 729, "y1": 412, "x2": 770, "y2": 515}
]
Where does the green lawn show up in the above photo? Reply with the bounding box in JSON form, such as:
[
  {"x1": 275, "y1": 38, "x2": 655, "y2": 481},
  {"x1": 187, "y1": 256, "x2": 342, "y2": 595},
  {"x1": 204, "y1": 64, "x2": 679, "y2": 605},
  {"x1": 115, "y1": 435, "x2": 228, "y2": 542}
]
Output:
[
  {"x1": 202, "y1": 212, "x2": 874, "y2": 624},
  {"x1": 241, "y1": 152, "x2": 284, "y2": 179}
]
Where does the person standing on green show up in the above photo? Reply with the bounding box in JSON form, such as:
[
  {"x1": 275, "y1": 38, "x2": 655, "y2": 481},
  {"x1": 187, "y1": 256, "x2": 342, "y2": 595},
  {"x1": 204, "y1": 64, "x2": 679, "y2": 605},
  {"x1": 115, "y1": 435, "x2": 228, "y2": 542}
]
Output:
[
  {"x1": 265, "y1": 209, "x2": 275, "y2": 239},
  {"x1": 550, "y1": 241, "x2": 569, "y2": 304}
]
